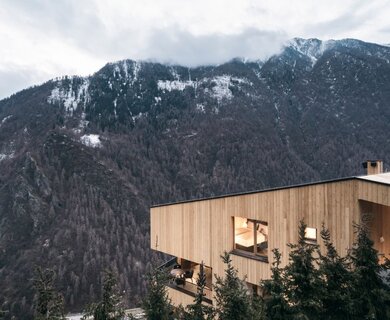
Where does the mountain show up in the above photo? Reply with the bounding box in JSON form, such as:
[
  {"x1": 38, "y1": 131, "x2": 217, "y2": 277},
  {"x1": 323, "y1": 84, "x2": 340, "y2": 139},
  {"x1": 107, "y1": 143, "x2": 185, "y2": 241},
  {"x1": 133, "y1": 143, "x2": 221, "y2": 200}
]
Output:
[{"x1": 1, "y1": 38, "x2": 390, "y2": 318}]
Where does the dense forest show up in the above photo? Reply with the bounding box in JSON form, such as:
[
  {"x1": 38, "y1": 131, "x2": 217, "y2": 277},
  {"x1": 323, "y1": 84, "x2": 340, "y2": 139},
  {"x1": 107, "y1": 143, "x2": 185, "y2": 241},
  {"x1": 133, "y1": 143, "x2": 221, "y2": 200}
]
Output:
[{"x1": 0, "y1": 38, "x2": 390, "y2": 319}]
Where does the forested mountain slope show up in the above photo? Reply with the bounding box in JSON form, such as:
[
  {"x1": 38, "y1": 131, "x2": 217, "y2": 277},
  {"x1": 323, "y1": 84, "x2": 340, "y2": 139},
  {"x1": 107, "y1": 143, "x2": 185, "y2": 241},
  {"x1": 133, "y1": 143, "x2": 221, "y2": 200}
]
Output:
[{"x1": 0, "y1": 38, "x2": 390, "y2": 318}]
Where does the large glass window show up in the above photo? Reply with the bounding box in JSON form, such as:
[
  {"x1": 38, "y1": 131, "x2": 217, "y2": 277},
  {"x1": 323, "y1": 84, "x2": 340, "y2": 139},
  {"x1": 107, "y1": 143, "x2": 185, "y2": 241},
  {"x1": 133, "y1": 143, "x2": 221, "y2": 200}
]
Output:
[{"x1": 234, "y1": 217, "x2": 268, "y2": 260}]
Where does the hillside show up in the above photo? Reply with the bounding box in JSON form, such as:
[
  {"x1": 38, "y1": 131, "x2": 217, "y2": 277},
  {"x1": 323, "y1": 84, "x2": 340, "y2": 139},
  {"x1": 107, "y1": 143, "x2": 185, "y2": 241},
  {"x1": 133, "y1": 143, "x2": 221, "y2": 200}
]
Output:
[{"x1": 0, "y1": 38, "x2": 390, "y2": 318}]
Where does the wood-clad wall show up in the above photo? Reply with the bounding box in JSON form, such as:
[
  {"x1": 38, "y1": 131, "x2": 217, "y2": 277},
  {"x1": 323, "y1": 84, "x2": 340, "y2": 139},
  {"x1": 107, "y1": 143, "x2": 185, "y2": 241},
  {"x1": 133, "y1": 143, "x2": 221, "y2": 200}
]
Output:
[
  {"x1": 360, "y1": 200, "x2": 390, "y2": 261},
  {"x1": 358, "y1": 180, "x2": 390, "y2": 207},
  {"x1": 151, "y1": 179, "x2": 389, "y2": 305},
  {"x1": 167, "y1": 287, "x2": 197, "y2": 307}
]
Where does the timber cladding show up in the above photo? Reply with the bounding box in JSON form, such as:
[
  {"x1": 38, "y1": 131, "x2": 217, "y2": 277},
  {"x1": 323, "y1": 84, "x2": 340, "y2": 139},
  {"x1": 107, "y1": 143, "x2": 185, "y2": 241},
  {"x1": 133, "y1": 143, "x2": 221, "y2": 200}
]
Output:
[{"x1": 151, "y1": 177, "x2": 389, "y2": 294}]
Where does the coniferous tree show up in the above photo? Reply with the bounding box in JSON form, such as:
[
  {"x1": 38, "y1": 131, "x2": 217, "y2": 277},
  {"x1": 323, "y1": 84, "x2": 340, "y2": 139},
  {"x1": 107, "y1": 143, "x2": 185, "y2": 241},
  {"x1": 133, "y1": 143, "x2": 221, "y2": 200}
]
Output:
[
  {"x1": 214, "y1": 252, "x2": 253, "y2": 320},
  {"x1": 349, "y1": 218, "x2": 390, "y2": 319},
  {"x1": 384, "y1": 257, "x2": 390, "y2": 287},
  {"x1": 261, "y1": 249, "x2": 291, "y2": 320},
  {"x1": 32, "y1": 267, "x2": 65, "y2": 320},
  {"x1": 142, "y1": 266, "x2": 173, "y2": 320},
  {"x1": 250, "y1": 288, "x2": 266, "y2": 320},
  {"x1": 318, "y1": 225, "x2": 353, "y2": 320},
  {"x1": 83, "y1": 269, "x2": 124, "y2": 320},
  {"x1": 283, "y1": 220, "x2": 323, "y2": 319},
  {"x1": 186, "y1": 262, "x2": 214, "y2": 320}
]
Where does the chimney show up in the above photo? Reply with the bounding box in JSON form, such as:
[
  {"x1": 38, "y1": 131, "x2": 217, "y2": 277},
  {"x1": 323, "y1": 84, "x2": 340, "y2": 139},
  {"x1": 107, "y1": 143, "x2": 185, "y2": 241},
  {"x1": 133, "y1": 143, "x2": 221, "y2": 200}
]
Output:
[{"x1": 362, "y1": 160, "x2": 383, "y2": 175}]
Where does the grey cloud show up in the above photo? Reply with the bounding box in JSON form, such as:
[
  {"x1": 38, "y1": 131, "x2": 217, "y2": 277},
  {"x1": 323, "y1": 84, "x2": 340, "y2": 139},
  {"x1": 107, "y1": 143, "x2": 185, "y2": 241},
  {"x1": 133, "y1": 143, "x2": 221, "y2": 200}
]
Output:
[
  {"x1": 0, "y1": 66, "x2": 51, "y2": 100},
  {"x1": 304, "y1": 1, "x2": 387, "y2": 39},
  {"x1": 2, "y1": 1, "x2": 287, "y2": 65},
  {"x1": 4, "y1": 0, "x2": 108, "y2": 54},
  {"x1": 308, "y1": 14, "x2": 363, "y2": 37},
  {"x1": 0, "y1": 27, "x2": 288, "y2": 99},
  {"x1": 138, "y1": 27, "x2": 288, "y2": 67}
]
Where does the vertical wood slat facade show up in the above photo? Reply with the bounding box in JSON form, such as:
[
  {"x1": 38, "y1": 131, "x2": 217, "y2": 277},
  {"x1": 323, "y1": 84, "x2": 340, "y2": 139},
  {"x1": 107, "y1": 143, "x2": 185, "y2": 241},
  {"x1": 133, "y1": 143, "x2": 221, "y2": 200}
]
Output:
[{"x1": 151, "y1": 177, "x2": 390, "y2": 306}]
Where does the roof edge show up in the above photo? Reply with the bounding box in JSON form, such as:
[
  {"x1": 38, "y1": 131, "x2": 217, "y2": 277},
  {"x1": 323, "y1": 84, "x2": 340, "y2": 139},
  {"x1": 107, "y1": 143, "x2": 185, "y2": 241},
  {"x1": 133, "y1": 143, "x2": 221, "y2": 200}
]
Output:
[{"x1": 151, "y1": 176, "x2": 359, "y2": 208}]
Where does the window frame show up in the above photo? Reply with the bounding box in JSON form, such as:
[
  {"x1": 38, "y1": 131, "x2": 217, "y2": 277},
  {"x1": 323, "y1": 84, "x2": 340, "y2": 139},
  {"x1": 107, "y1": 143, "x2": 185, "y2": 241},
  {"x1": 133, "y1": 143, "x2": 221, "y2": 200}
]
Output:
[{"x1": 232, "y1": 217, "x2": 269, "y2": 263}]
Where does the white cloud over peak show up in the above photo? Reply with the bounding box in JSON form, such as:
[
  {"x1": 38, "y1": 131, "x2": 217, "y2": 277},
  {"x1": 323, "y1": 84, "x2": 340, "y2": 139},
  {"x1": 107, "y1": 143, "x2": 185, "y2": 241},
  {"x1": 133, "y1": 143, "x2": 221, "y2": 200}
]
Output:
[{"x1": 0, "y1": 0, "x2": 389, "y2": 99}]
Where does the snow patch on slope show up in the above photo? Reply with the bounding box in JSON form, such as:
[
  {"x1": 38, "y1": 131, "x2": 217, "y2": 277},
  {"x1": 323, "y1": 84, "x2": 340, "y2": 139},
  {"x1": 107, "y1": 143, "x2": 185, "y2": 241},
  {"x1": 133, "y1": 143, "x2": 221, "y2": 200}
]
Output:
[
  {"x1": 157, "y1": 80, "x2": 196, "y2": 91},
  {"x1": 0, "y1": 152, "x2": 14, "y2": 162},
  {"x1": 0, "y1": 141, "x2": 15, "y2": 162},
  {"x1": 157, "y1": 75, "x2": 251, "y2": 102},
  {"x1": 48, "y1": 78, "x2": 90, "y2": 113},
  {"x1": 80, "y1": 134, "x2": 102, "y2": 148},
  {"x1": 288, "y1": 38, "x2": 330, "y2": 66},
  {"x1": 170, "y1": 67, "x2": 180, "y2": 80},
  {"x1": 0, "y1": 115, "x2": 12, "y2": 127},
  {"x1": 111, "y1": 60, "x2": 142, "y2": 85}
]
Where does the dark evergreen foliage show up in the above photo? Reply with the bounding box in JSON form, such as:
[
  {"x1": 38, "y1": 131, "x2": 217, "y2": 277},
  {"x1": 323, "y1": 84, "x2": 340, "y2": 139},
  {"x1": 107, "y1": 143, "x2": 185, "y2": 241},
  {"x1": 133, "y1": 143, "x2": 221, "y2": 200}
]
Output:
[
  {"x1": 318, "y1": 225, "x2": 353, "y2": 319},
  {"x1": 260, "y1": 220, "x2": 390, "y2": 320},
  {"x1": 32, "y1": 267, "x2": 65, "y2": 320},
  {"x1": 261, "y1": 249, "x2": 290, "y2": 319},
  {"x1": 214, "y1": 252, "x2": 255, "y2": 320},
  {"x1": 283, "y1": 221, "x2": 323, "y2": 319},
  {"x1": 142, "y1": 266, "x2": 173, "y2": 320},
  {"x1": 349, "y1": 217, "x2": 390, "y2": 319},
  {"x1": 82, "y1": 270, "x2": 124, "y2": 320},
  {"x1": 186, "y1": 262, "x2": 214, "y2": 320}
]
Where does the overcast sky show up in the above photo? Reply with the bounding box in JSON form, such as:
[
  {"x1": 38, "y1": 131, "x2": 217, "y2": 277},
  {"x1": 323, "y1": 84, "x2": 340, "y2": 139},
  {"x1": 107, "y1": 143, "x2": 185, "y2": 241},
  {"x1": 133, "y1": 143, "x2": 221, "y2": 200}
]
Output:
[{"x1": 1, "y1": 0, "x2": 389, "y2": 99}]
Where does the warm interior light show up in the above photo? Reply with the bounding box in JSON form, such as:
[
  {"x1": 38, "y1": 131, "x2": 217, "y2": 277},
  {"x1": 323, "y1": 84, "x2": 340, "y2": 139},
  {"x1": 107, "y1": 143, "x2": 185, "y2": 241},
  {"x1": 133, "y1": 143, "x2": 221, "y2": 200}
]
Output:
[{"x1": 305, "y1": 227, "x2": 317, "y2": 241}]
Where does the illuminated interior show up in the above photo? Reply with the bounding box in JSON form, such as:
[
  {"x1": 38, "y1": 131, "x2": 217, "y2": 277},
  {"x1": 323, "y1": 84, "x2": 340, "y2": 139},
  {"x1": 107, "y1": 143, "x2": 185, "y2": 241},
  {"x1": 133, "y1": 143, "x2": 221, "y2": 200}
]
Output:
[
  {"x1": 304, "y1": 227, "x2": 317, "y2": 241},
  {"x1": 234, "y1": 217, "x2": 268, "y2": 259}
]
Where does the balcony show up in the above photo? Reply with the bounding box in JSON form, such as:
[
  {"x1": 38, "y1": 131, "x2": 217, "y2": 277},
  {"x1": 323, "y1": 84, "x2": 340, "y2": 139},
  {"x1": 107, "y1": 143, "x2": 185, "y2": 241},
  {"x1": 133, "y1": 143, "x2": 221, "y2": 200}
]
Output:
[{"x1": 160, "y1": 257, "x2": 213, "y2": 304}]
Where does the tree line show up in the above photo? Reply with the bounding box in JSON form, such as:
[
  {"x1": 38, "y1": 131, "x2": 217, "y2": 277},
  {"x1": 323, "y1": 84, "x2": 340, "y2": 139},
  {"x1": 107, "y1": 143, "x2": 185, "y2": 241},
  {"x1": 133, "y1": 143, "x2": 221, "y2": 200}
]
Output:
[
  {"x1": 16, "y1": 218, "x2": 390, "y2": 320},
  {"x1": 143, "y1": 219, "x2": 390, "y2": 320}
]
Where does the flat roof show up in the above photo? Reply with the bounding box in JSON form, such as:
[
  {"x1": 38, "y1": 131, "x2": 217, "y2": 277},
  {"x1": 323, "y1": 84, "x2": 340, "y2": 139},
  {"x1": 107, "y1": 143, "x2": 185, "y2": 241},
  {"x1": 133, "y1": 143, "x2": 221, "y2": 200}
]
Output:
[
  {"x1": 357, "y1": 172, "x2": 390, "y2": 185},
  {"x1": 151, "y1": 173, "x2": 390, "y2": 208}
]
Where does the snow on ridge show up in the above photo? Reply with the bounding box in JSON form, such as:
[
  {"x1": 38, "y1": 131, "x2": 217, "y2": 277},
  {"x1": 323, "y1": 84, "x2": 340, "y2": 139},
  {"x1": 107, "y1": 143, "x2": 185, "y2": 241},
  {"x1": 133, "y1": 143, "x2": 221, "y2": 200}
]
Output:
[
  {"x1": 80, "y1": 134, "x2": 102, "y2": 148},
  {"x1": 210, "y1": 75, "x2": 251, "y2": 102},
  {"x1": 288, "y1": 38, "x2": 330, "y2": 66},
  {"x1": 157, "y1": 75, "x2": 251, "y2": 102},
  {"x1": 157, "y1": 80, "x2": 196, "y2": 92},
  {"x1": 47, "y1": 78, "x2": 90, "y2": 113},
  {"x1": 132, "y1": 61, "x2": 141, "y2": 84},
  {"x1": 170, "y1": 67, "x2": 180, "y2": 80},
  {"x1": 210, "y1": 76, "x2": 234, "y2": 102},
  {"x1": 112, "y1": 60, "x2": 142, "y2": 84}
]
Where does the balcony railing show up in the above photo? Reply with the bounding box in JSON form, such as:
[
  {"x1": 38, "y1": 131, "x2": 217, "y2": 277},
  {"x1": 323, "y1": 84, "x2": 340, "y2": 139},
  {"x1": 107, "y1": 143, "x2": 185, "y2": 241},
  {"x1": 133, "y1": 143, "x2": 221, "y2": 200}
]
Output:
[
  {"x1": 168, "y1": 280, "x2": 213, "y2": 304},
  {"x1": 160, "y1": 257, "x2": 213, "y2": 304}
]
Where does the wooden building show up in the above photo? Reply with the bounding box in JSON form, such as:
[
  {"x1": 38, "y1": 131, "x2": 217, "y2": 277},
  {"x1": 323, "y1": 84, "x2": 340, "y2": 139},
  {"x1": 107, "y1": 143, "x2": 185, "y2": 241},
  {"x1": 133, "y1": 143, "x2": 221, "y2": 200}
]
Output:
[{"x1": 150, "y1": 160, "x2": 390, "y2": 306}]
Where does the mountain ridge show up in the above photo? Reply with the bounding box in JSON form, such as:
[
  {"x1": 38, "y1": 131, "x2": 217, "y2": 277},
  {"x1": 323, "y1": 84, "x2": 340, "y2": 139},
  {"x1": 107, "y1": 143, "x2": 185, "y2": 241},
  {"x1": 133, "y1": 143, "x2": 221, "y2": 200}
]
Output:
[{"x1": 3, "y1": 37, "x2": 390, "y2": 103}]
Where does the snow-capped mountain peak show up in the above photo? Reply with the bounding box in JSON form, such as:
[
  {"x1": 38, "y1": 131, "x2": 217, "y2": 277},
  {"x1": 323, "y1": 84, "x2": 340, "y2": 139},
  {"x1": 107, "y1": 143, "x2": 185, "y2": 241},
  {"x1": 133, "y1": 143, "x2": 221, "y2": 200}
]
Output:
[{"x1": 287, "y1": 38, "x2": 330, "y2": 66}]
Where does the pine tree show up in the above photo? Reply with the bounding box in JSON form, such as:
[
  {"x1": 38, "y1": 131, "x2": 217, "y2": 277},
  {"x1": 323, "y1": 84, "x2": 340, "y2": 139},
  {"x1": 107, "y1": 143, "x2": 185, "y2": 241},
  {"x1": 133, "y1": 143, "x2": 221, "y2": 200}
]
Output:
[
  {"x1": 250, "y1": 288, "x2": 266, "y2": 320},
  {"x1": 318, "y1": 225, "x2": 353, "y2": 320},
  {"x1": 261, "y1": 249, "x2": 290, "y2": 320},
  {"x1": 186, "y1": 262, "x2": 214, "y2": 320},
  {"x1": 142, "y1": 265, "x2": 173, "y2": 320},
  {"x1": 283, "y1": 220, "x2": 323, "y2": 319},
  {"x1": 83, "y1": 269, "x2": 124, "y2": 320},
  {"x1": 349, "y1": 218, "x2": 390, "y2": 319},
  {"x1": 32, "y1": 266, "x2": 65, "y2": 320},
  {"x1": 214, "y1": 252, "x2": 253, "y2": 320}
]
